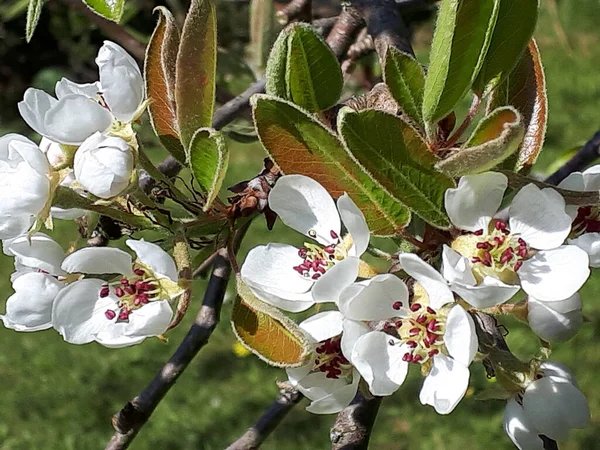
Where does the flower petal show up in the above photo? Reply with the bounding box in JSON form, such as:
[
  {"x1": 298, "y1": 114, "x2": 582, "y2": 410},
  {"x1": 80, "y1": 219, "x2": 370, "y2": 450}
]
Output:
[
  {"x1": 503, "y1": 398, "x2": 545, "y2": 450},
  {"x1": 443, "y1": 305, "x2": 478, "y2": 367},
  {"x1": 398, "y1": 253, "x2": 454, "y2": 309},
  {"x1": 445, "y1": 172, "x2": 507, "y2": 232},
  {"x1": 519, "y1": 246, "x2": 589, "y2": 302},
  {"x1": 126, "y1": 239, "x2": 178, "y2": 281},
  {"x1": 569, "y1": 233, "x2": 600, "y2": 267},
  {"x1": 312, "y1": 257, "x2": 360, "y2": 303},
  {"x1": 244, "y1": 281, "x2": 314, "y2": 312},
  {"x1": 539, "y1": 361, "x2": 577, "y2": 386},
  {"x1": 269, "y1": 175, "x2": 341, "y2": 245},
  {"x1": 340, "y1": 319, "x2": 369, "y2": 361},
  {"x1": 419, "y1": 354, "x2": 470, "y2": 414},
  {"x1": 582, "y1": 164, "x2": 600, "y2": 191},
  {"x1": 528, "y1": 295, "x2": 582, "y2": 343},
  {"x1": 299, "y1": 311, "x2": 343, "y2": 343},
  {"x1": 55, "y1": 78, "x2": 101, "y2": 99},
  {"x1": 7, "y1": 233, "x2": 65, "y2": 275},
  {"x1": 337, "y1": 193, "x2": 369, "y2": 257},
  {"x1": 0, "y1": 214, "x2": 34, "y2": 240},
  {"x1": 61, "y1": 247, "x2": 133, "y2": 275},
  {"x1": 441, "y1": 245, "x2": 477, "y2": 286},
  {"x1": 18, "y1": 89, "x2": 58, "y2": 138},
  {"x1": 450, "y1": 276, "x2": 520, "y2": 308}
]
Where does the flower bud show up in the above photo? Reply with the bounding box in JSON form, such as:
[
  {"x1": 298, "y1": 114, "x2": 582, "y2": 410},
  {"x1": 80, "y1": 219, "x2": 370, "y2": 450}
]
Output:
[
  {"x1": 527, "y1": 294, "x2": 583, "y2": 342},
  {"x1": 74, "y1": 132, "x2": 134, "y2": 199}
]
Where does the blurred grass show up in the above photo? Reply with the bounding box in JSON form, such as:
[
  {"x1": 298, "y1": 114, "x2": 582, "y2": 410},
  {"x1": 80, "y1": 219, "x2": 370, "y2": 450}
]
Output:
[{"x1": 1, "y1": 2, "x2": 600, "y2": 449}]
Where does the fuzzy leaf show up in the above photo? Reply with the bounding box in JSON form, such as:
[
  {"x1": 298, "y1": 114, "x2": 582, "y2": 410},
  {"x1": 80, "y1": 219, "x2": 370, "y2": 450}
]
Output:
[
  {"x1": 473, "y1": 0, "x2": 539, "y2": 94},
  {"x1": 188, "y1": 128, "x2": 229, "y2": 211},
  {"x1": 338, "y1": 108, "x2": 453, "y2": 229},
  {"x1": 232, "y1": 277, "x2": 311, "y2": 368},
  {"x1": 145, "y1": 7, "x2": 185, "y2": 162},
  {"x1": 436, "y1": 106, "x2": 524, "y2": 176},
  {"x1": 266, "y1": 23, "x2": 343, "y2": 112},
  {"x1": 25, "y1": 0, "x2": 43, "y2": 42},
  {"x1": 422, "y1": 0, "x2": 500, "y2": 126},
  {"x1": 176, "y1": 0, "x2": 217, "y2": 148},
  {"x1": 82, "y1": 0, "x2": 124, "y2": 22},
  {"x1": 489, "y1": 40, "x2": 547, "y2": 172},
  {"x1": 252, "y1": 94, "x2": 411, "y2": 235},
  {"x1": 383, "y1": 47, "x2": 425, "y2": 128},
  {"x1": 250, "y1": 0, "x2": 277, "y2": 69}
]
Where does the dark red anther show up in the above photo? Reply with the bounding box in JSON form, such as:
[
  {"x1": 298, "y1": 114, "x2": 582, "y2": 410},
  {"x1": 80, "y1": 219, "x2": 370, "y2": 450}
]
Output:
[
  {"x1": 412, "y1": 354, "x2": 423, "y2": 363},
  {"x1": 409, "y1": 327, "x2": 420, "y2": 336},
  {"x1": 514, "y1": 261, "x2": 523, "y2": 271},
  {"x1": 323, "y1": 245, "x2": 335, "y2": 254},
  {"x1": 293, "y1": 265, "x2": 304, "y2": 274},
  {"x1": 476, "y1": 242, "x2": 491, "y2": 249},
  {"x1": 471, "y1": 257, "x2": 482, "y2": 264},
  {"x1": 410, "y1": 303, "x2": 421, "y2": 312},
  {"x1": 495, "y1": 221, "x2": 507, "y2": 231},
  {"x1": 427, "y1": 318, "x2": 438, "y2": 332},
  {"x1": 416, "y1": 315, "x2": 427, "y2": 324},
  {"x1": 500, "y1": 248, "x2": 514, "y2": 264},
  {"x1": 134, "y1": 297, "x2": 141, "y2": 306},
  {"x1": 104, "y1": 310, "x2": 116, "y2": 320},
  {"x1": 330, "y1": 230, "x2": 339, "y2": 239},
  {"x1": 494, "y1": 236, "x2": 505, "y2": 246},
  {"x1": 518, "y1": 247, "x2": 528, "y2": 258},
  {"x1": 315, "y1": 265, "x2": 326, "y2": 274},
  {"x1": 298, "y1": 248, "x2": 308, "y2": 258},
  {"x1": 118, "y1": 310, "x2": 130, "y2": 321},
  {"x1": 100, "y1": 286, "x2": 110, "y2": 298},
  {"x1": 406, "y1": 340, "x2": 417, "y2": 348},
  {"x1": 426, "y1": 306, "x2": 436, "y2": 315},
  {"x1": 392, "y1": 301, "x2": 403, "y2": 310},
  {"x1": 394, "y1": 320, "x2": 403, "y2": 328},
  {"x1": 473, "y1": 229, "x2": 484, "y2": 236},
  {"x1": 428, "y1": 349, "x2": 439, "y2": 357},
  {"x1": 139, "y1": 293, "x2": 150, "y2": 304},
  {"x1": 312, "y1": 273, "x2": 321, "y2": 280},
  {"x1": 518, "y1": 238, "x2": 527, "y2": 247},
  {"x1": 402, "y1": 353, "x2": 413, "y2": 362},
  {"x1": 120, "y1": 278, "x2": 129, "y2": 285},
  {"x1": 124, "y1": 285, "x2": 136, "y2": 295},
  {"x1": 134, "y1": 268, "x2": 145, "y2": 276},
  {"x1": 115, "y1": 287, "x2": 125, "y2": 297}
]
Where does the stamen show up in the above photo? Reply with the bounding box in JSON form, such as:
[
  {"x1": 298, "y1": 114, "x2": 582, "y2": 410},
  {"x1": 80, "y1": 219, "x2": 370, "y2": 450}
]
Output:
[
  {"x1": 330, "y1": 230, "x2": 339, "y2": 239},
  {"x1": 392, "y1": 301, "x2": 403, "y2": 310},
  {"x1": 410, "y1": 303, "x2": 421, "y2": 312},
  {"x1": 104, "y1": 310, "x2": 116, "y2": 320}
]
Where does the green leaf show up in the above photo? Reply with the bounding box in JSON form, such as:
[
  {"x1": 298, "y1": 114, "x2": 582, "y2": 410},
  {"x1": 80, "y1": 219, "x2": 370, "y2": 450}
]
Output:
[
  {"x1": 232, "y1": 277, "x2": 311, "y2": 368},
  {"x1": 338, "y1": 108, "x2": 453, "y2": 229},
  {"x1": 188, "y1": 128, "x2": 229, "y2": 211},
  {"x1": 252, "y1": 94, "x2": 411, "y2": 235},
  {"x1": 82, "y1": 0, "x2": 124, "y2": 22},
  {"x1": 145, "y1": 7, "x2": 185, "y2": 163},
  {"x1": 383, "y1": 47, "x2": 426, "y2": 128},
  {"x1": 176, "y1": 0, "x2": 217, "y2": 149},
  {"x1": 489, "y1": 40, "x2": 547, "y2": 172},
  {"x1": 250, "y1": 0, "x2": 277, "y2": 69},
  {"x1": 265, "y1": 23, "x2": 343, "y2": 112},
  {"x1": 422, "y1": 0, "x2": 500, "y2": 127},
  {"x1": 435, "y1": 106, "x2": 524, "y2": 176},
  {"x1": 473, "y1": 0, "x2": 539, "y2": 94},
  {"x1": 25, "y1": 0, "x2": 43, "y2": 42}
]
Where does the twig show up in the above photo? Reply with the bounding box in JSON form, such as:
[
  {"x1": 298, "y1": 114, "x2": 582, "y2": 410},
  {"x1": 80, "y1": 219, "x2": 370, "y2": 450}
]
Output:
[
  {"x1": 545, "y1": 130, "x2": 600, "y2": 185},
  {"x1": 226, "y1": 389, "x2": 303, "y2": 450},
  {"x1": 330, "y1": 390, "x2": 382, "y2": 450},
  {"x1": 443, "y1": 93, "x2": 481, "y2": 148},
  {"x1": 326, "y1": 8, "x2": 365, "y2": 60},
  {"x1": 192, "y1": 251, "x2": 218, "y2": 278},
  {"x1": 276, "y1": 0, "x2": 312, "y2": 25}
]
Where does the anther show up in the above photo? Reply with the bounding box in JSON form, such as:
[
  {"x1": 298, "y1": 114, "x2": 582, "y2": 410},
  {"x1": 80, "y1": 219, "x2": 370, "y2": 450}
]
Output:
[
  {"x1": 133, "y1": 268, "x2": 145, "y2": 276},
  {"x1": 115, "y1": 287, "x2": 125, "y2": 297},
  {"x1": 476, "y1": 242, "x2": 491, "y2": 249},
  {"x1": 104, "y1": 310, "x2": 116, "y2": 320},
  {"x1": 100, "y1": 286, "x2": 110, "y2": 298},
  {"x1": 514, "y1": 261, "x2": 523, "y2": 271},
  {"x1": 402, "y1": 353, "x2": 413, "y2": 362},
  {"x1": 410, "y1": 303, "x2": 421, "y2": 312},
  {"x1": 495, "y1": 221, "x2": 507, "y2": 231},
  {"x1": 330, "y1": 230, "x2": 339, "y2": 239},
  {"x1": 416, "y1": 315, "x2": 427, "y2": 324},
  {"x1": 428, "y1": 349, "x2": 439, "y2": 357},
  {"x1": 392, "y1": 301, "x2": 403, "y2": 310},
  {"x1": 120, "y1": 278, "x2": 129, "y2": 285},
  {"x1": 312, "y1": 273, "x2": 321, "y2": 280},
  {"x1": 473, "y1": 229, "x2": 484, "y2": 236},
  {"x1": 323, "y1": 246, "x2": 335, "y2": 254},
  {"x1": 426, "y1": 306, "x2": 436, "y2": 315},
  {"x1": 412, "y1": 354, "x2": 423, "y2": 363},
  {"x1": 407, "y1": 340, "x2": 417, "y2": 348}
]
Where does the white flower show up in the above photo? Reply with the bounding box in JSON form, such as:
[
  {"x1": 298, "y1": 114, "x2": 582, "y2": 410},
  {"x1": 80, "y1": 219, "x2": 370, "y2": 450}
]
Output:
[
  {"x1": 286, "y1": 311, "x2": 360, "y2": 414},
  {"x1": 0, "y1": 134, "x2": 52, "y2": 239},
  {"x1": 241, "y1": 175, "x2": 370, "y2": 312},
  {"x1": 527, "y1": 293, "x2": 582, "y2": 343},
  {"x1": 337, "y1": 254, "x2": 477, "y2": 414},
  {"x1": 74, "y1": 132, "x2": 134, "y2": 199},
  {"x1": 443, "y1": 172, "x2": 589, "y2": 308},
  {"x1": 52, "y1": 239, "x2": 181, "y2": 348},
  {"x1": 18, "y1": 41, "x2": 143, "y2": 145},
  {"x1": 503, "y1": 361, "x2": 590, "y2": 448}
]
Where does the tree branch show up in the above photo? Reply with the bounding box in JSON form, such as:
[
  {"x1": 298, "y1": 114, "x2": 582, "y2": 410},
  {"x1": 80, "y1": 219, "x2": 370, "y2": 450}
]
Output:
[
  {"x1": 225, "y1": 389, "x2": 303, "y2": 450},
  {"x1": 330, "y1": 390, "x2": 382, "y2": 450},
  {"x1": 545, "y1": 130, "x2": 600, "y2": 185},
  {"x1": 325, "y1": 8, "x2": 365, "y2": 60}
]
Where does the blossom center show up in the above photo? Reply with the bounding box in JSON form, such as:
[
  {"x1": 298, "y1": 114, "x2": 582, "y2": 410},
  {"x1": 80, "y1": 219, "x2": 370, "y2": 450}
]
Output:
[
  {"x1": 572, "y1": 206, "x2": 600, "y2": 236},
  {"x1": 313, "y1": 336, "x2": 352, "y2": 379},
  {"x1": 293, "y1": 230, "x2": 348, "y2": 280}
]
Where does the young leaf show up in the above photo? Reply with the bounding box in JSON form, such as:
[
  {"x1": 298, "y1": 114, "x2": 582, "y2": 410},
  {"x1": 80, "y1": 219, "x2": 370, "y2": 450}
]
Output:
[
  {"x1": 188, "y1": 128, "x2": 229, "y2": 211},
  {"x1": 250, "y1": 0, "x2": 277, "y2": 69},
  {"x1": 383, "y1": 47, "x2": 426, "y2": 128},
  {"x1": 435, "y1": 106, "x2": 524, "y2": 176},
  {"x1": 252, "y1": 94, "x2": 411, "y2": 235},
  {"x1": 232, "y1": 277, "x2": 311, "y2": 368},
  {"x1": 422, "y1": 0, "x2": 500, "y2": 127},
  {"x1": 25, "y1": 0, "x2": 43, "y2": 42},
  {"x1": 338, "y1": 108, "x2": 453, "y2": 229},
  {"x1": 472, "y1": 0, "x2": 539, "y2": 94},
  {"x1": 489, "y1": 40, "x2": 547, "y2": 172},
  {"x1": 265, "y1": 23, "x2": 343, "y2": 112},
  {"x1": 82, "y1": 0, "x2": 124, "y2": 22},
  {"x1": 145, "y1": 7, "x2": 185, "y2": 163},
  {"x1": 176, "y1": 0, "x2": 217, "y2": 149}
]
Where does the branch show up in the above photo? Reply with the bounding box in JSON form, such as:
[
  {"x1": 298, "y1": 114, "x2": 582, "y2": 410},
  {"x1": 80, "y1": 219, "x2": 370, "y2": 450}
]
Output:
[
  {"x1": 276, "y1": 0, "x2": 312, "y2": 25},
  {"x1": 330, "y1": 390, "x2": 382, "y2": 450},
  {"x1": 226, "y1": 389, "x2": 303, "y2": 450},
  {"x1": 326, "y1": 8, "x2": 365, "y2": 60},
  {"x1": 545, "y1": 130, "x2": 600, "y2": 185}
]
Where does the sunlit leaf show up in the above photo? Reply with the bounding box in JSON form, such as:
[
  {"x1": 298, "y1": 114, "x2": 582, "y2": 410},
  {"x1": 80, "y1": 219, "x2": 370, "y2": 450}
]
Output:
[
  {"x1": 82, "y1": 0, "x2": 124, "y2": 22},
  {"x1": 176, "y1": 0, "x2": 217, "y2": 148},
  {"x1": 25, "y1": 0, "x2": 43, "y2": 42},
  {"x1": 232, "y1": 277, "x2": 311, "y2": 368},
  {"x1": 252, "y1": 94, "x2": 411, "y2": 235},
  {"x1": 338, "y1": 108, "x2": 453, "y2": 229}
]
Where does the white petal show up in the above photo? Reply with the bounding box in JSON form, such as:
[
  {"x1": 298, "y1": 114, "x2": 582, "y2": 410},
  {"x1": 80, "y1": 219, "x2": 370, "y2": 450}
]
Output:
[
  {"x1": 419, "y1": 354, "x2": 470, "y2": 414},
  {"x1": 441, "y1": 245, "x2": 478, "y2": 285},
  {"x1": 61, "y1": 247, "x2": 133, "y2": 275},
  {"x1": 244, "y1": 281, "x2": 314, "y2": 312},
  {"x1": 8, "y1": 233, "x2": 65, "y2": 275},
  {"x1": 509, "y1": 185, "x2": 571, "y2": 250},
  {"x1": 445, "y1": 172, "x2": 507, "y2": 231},
  {"x1": 126, "y1": 239, "x2": 178, "y2": 281},
  {"x1": 519, "y1": 246, "x2": 589, "y2": 302},
  {"x1": 569, "y1": 233, "x2": 600, "y2": 267},
  {"x1": 398, "y1": 253, "x2": 454, "y2": 309},
  {"x1": 1, "y1": 273, "x2": 62, "y2": 332},
  {"x1": 18, "y1": 89, "x2": 58, "y2": 138},
  {"x1": 0, "y1": 214, "x2": 34, "y2": 240},
  {"x1": 269, "y1": 175, "x2": 341, "y2": 245},
  {"x1": 582, "y1": 164, "x2": 600, "y2": 191},
  {"x1": 539, "y1": 361, "x2": 577, "y2": 386},
  {"x1": 503, "y1": 398, "x2": 545, "y2": 450},
  {"x1": 299, "y1": 311, "x2": 344, "y2": 343},
  {"x1": 351, "y1": 332, "x2": 409, "y2": 396},
  {"x1": 337, "y1": 274, "x2": 408, "y2": 321},
  {"x1": 443, "y1": 305, "x2": 478, "y2": 367},
  {"x1": 52, "y1": 278, "x2": 115, "y2": 344},
  {"x1": 558, "y1": 172, "x2": 585, "y2": 191},
  {"x1": 528, "y1": 295, "x2": 582, "y2": 342},
  {"x1": 523, "y1": 376, "x2": 590, "y2": 441},
  {"x1": 337, "y1": 193, "x2": 369, "y2": 256},
  {"x1": 312, "y1": 257, "x2": 360, "y2": 303},
  {"x1": 55, "y1": 78, "x2": 101, "y2": 99},
  {"x1": 449, "y1": 276, "x2": 520, "y2": 308},
  {"x1": 340, "y1": 319, "x2": 369, "y2": 361},
  {"x1": 295, "y1": 369, "x2": 359, "y2": 414}
]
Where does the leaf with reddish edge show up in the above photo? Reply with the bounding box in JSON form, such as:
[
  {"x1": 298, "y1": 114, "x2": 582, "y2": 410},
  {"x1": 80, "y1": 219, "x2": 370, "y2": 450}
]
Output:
[
  {"x1": 252, "y1": 94, "x2": 411, "y2": 235},
  {"x1": 145, "y1": 7, "x2": 185, "y2": 162},
  {"x1": 176, "y1": 0, "x2": 217, "y2": 149},
  {"x1": 232, "y1": 277, "x2": 311, "y2": 368},
  {"x1": 489, "y1": 40, "x2": 548, "y2": 172}
]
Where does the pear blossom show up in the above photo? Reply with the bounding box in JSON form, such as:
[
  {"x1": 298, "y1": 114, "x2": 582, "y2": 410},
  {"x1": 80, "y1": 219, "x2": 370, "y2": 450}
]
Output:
[
  {"x1": 286, "y1": 311, "x2": 360, "y2": 414},
  {"x1": 241, "y1": 175, "x2": 370, "y2": 312},
  {"x1": 52, "y1": 239, "x2": 181, "y2": 348},
  {"x1": 503, "y1": 361, "x2": 590, "y2": 448},
  {"x1": 443, "y1": 172, "x2": 589, "y2": 308},
  {"x1": 73, "y1": 132, "x2": 134, "y2": 199},
  {"x1": 337, "y1": 254, "x2": 477, "y2": 414},
  {"x1": 18, "y1": 41, "x2": 144, "y2": 145},
  {"x1": 527, "y1": 294, "x2": 582, "y2": 343},
  {"x1": 0, "y1": 134, "x2": 52, "y2": 239}
]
